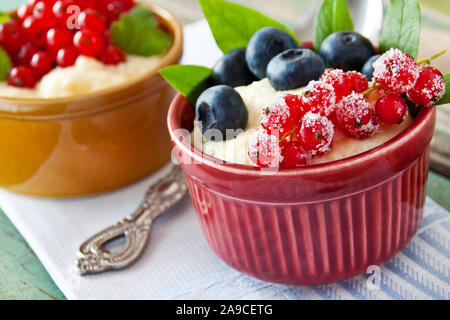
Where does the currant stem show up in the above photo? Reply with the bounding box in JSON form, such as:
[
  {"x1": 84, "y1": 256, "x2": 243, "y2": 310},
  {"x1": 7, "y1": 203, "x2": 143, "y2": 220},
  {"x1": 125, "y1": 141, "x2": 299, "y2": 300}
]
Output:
[
  {"x1": 417, "y1": 49, "x2": 447, "y2": 65},
  {"x1": 279, "y1": 126, "x2": 298, "y2": 142},
  {"x1": 362, "y1": 84, "x2": 381, "y2": 96}
]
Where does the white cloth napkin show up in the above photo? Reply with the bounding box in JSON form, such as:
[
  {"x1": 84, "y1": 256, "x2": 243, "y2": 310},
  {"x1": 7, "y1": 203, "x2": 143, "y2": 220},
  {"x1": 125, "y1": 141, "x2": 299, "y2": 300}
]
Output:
[{"x1": 0, "y1": 21, "x2": 449, "y2": 300}]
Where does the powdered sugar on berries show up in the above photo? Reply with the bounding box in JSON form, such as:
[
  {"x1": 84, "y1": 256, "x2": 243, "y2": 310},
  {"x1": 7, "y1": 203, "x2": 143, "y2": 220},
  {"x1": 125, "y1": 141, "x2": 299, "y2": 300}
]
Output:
[
  {"x1": 300, "y1": 111, "x2": 335, "y2": 155},
  {"x1": 301, "y1": 81, "x2": 337, "y2": 116}
]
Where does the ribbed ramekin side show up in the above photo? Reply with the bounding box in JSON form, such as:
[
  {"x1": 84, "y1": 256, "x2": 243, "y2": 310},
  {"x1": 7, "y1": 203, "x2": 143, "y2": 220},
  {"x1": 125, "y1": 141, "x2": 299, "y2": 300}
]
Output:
[{"x1": 183, "y1": 149, "x2": 429, "y2": 285}]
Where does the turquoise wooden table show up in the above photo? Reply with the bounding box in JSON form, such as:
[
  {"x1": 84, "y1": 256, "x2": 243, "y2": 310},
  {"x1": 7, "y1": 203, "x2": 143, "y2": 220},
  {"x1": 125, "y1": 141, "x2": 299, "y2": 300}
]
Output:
[{"x1": 0, "y1": 0, "x2": 449, "y2": 300}]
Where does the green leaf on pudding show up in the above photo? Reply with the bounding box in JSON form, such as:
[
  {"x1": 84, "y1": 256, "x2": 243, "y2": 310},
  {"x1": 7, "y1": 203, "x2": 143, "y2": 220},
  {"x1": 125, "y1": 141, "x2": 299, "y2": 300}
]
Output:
[
  {"x1": 379, "y1": 0, "x2": 421, "y2": 59},
  {"x1": 436, "y1": 74, "x2": 450, "y2": 106},
  {"x1": 110, "y1": 6, "x2": 173, "y2": 57},
  {"x1": 0, "y1": 12, "x2": 10, "y2": 24},
  {"x1": 0, "y1": 47, "x2": 12, "y2": 81},
  {"x1": 313, "y1": 0, "x2": 354, "y2": 51},
  {"x1": 160, "y1": 65, "x2": 213, "y2": 104},
  {"x1": 199, "y1": 0, "x2": 299, "y2": 53}
]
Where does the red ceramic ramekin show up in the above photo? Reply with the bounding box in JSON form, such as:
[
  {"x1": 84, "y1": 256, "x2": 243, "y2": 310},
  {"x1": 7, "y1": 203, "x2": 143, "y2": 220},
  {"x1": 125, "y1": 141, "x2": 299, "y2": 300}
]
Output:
[{"x1": 168, "y1": 94, "x2": 436, "y2": 285}]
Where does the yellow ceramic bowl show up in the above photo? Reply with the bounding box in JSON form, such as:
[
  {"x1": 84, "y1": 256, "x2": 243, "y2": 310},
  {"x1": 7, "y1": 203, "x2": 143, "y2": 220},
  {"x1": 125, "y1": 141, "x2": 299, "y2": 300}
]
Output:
[{"x1": 0, "y1": 3, "x2": 183, "y2": 197}]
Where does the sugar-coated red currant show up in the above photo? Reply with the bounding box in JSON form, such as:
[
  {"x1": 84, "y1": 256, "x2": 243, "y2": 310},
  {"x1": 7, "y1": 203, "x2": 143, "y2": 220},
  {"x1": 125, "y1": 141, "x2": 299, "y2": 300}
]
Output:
[
  {"x1": 248, "y1": 128, "x2": 282, "y2": 168},
  {"x1": 346, "y1": 71, "x2": 369, "y2": 93},
  {"x1": 30, "y1": 51, "x2": 54, "y2": 77},
  {"x1": 375, "y1": 94, "x2": 408, "y2": 125},
  {"x1": 46, "y1": 27, "x2": 73, "y2": 54},
  {"x1": 73, "y1": 29, "x2": 104, "y2": 57},
  {"x1": 336, "y1": 92, "x2": 379, "y2": 139},
  {"x1": 98, "y1": 44, "x2": 124, "y2": 65},
  {"x1": 298, "y1": 111, "x2": 334, "y2": 155},
  {"x1": 373, "y1": 48, "x2": 420, "y2": 94},
  {"x1": 77, "y1": 9, "x2": 107, "y2": 33},
  {"x1": 16, "y1": 42, "x2": 38, "y2": 65},
  {"x1": 279, "y1": 141, "x2": 311, "y2": 168},
  {"x1": 8, "y1": 66, "x2": 37, "y2": 88},
  {"x1": 0, "y1": 21, "x2": 25, "y2": 53},
  {"x1": 55, "y1": 46, "x2": 78, "y2": 67},
  {"x1": 407, "y1": 66, "x2": 446, "y2": 108},
  {"x1": 301, "y1": 81, "x2": 337, "y2": 116},
  {"x1": 320, "y1": 69, "x2": 352, "y2": 101}
]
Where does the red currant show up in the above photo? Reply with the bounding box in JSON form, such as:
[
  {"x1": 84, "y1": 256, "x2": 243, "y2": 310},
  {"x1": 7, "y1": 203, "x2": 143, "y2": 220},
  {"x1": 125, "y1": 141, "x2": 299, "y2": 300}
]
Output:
[
  {"x1": 0, "y1": 21, "x2": 25, "y2": 53},
  {"x1": 298, "y1": 112, "x2": 334, "y2": 155},
  {"x1": 336, "y1": 92, "x2": 379, "y2": 139},
  {"x1": 18, "y1": 4, "x2": 33, "y2": 21},
  {"x1": 104, "y1": 0, "x2": 134, "y2": 21},
  {"x1": 30, "y1": 51, "x2": 54, "y2": 77},
  {"x1": 301, "y1": 81, "x2": 337, "y2": 117},
  {"x1": 375, "y1": 94, "x2": 408, "y2": 125},
  {"x1": 55, "y1": 46, "x2": 78, "y2": 67},
  {"x1": 52, "y1": 0, "x2": 77, "y2": 27},
  {"x1": 320, "y1": 69, "x2": 352, "y2": 101},
  {"x1": 347, "y1": 71, "x2": 369, "y2": 93},
  {"x1": 373, "y1": 48, "x2": 420, "y2": 94},
  {"x1": 279, "y1": 141, "x2": 311, "y2": 168},
  {"x1": 8, "y1": 66, "x2": 37, "y2": 88},
  {"x1": 248, "y1": 128, "x2": 282, "y2": 168},
  {"x1": 407, "y1": 66, "x2": 446, "y2": 108},
  {"x1": 16, "y1": 42, "x2": 38, "y2": 65},
  {"x1": 73, "y1": 29, "x2": 104, "y2": 57},
  {"x1": 46, "y1": 27, "x2": 73, "y2": 54},
  {"x1": 33, "y1": 1, "x2": 57, "y2": 30},
  {"x1": 22, "y1": 16, "x2": 47, "y2": 48},
  {"x1": 77, "y1": 9, "x2": 107, "y2": 33},
  {"x1": 98, "y1": 44, "x2": 124, "y2": 65}
]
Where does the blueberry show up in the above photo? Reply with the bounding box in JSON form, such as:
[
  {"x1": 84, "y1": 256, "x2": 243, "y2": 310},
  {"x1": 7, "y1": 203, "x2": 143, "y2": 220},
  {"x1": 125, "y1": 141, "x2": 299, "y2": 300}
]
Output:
[
  {"x1": 319, "y1": 31, "x2": 375, "y2": 71},
  {"x1": 246, "y1": 27, "x2": 298, "y2": 79},
  {"x1": 212, "y1": 48, "x2": 257, "y2": 88},
  {"x1": 195, "y1": 85, "x2": 248, "y2": 141},
  {"x1": 267, "y1": 48, "x2": 325, "y2": 91},
  {"x1": 361, "y1": 54, "x2": 381, "y2": 81}
]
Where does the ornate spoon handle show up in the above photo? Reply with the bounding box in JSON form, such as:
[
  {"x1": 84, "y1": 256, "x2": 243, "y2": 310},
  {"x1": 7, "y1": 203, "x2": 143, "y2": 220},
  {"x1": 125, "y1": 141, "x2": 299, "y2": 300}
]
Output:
[{"x1": 76, "y1": 165, "x2": 187, "y2": 275}]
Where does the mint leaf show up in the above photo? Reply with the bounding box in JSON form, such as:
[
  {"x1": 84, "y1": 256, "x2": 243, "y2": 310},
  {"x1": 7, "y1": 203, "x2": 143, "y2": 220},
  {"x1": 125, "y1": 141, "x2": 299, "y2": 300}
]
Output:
[
  {"x1": 0, "y1": 12, "x2": 9, "y2": 24},
  {"x1": 313, "y1": 0, "x2": 354, "y2": 51},
  {"x1": 0, "y1": 47, "x2": 11, "y2": 81},
  {"x1": 160, "y1": 65, "x2": 212, "y2": 104},
  {"x1": 199, "y1": 0, "x2": 299, "y2": 53},
  {"x1": 379, "y1": 0, "x2": 421, "y2": 59},
  {"x1": 111, "y1": 6, "x2": 173, "y2": 57},
  {"x1": 436, "y1": 74, "x2": 450, "y2": 106}
]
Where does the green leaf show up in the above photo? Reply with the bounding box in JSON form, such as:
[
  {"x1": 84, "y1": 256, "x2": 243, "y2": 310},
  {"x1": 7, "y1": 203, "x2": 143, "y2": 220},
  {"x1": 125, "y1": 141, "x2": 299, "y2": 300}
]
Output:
[
  {"x1": 111, "y1": 6, "x2": 173, "y2": 57},
  {"x1": 436, "y1": 74, "x2": 450, "y2": 106},
  {"x1": 379, "y1": 0, "x2": 421, "y2": 59},
  {"x1": 313, "y1": 0, "x2": 354, "y2": 51},
  {"x1": 0, "y1": 12, "x2": 9, "y2": 24},
  {"x1": 0, "y1": 47, "x2": 11, "y2": 81},
  {"x1": 160, "y1": 65, "x2": 213, "y2": 104},
  {"x1": 199, "y1": 0, "x2": 299, "y2": 53}
]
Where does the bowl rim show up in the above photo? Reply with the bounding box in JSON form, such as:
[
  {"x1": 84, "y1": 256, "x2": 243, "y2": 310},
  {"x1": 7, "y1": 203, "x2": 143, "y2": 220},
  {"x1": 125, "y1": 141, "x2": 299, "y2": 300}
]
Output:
[
  {"x1": 0, "y1": 1, "x2": 183, "y2": 104},
  {"x1": 168, "y1": 93, "x2": 436, "y2": 177}
]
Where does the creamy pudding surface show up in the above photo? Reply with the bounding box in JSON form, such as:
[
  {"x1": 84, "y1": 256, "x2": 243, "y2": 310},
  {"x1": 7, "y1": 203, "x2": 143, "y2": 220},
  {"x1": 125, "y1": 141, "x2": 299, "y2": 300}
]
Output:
[
  {"x1": 0, "y1": 54, "x2": 163, "y2": 99},
  {"x1": 191, "y1": 78, "x2": 412, "y2": 166}
]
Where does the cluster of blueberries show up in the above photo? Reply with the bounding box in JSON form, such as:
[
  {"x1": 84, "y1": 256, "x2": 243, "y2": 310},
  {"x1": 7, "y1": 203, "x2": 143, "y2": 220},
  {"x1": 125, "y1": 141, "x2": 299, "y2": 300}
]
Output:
[{"x1": 196, "y1": 27, "x2": 380, "y2": 140}]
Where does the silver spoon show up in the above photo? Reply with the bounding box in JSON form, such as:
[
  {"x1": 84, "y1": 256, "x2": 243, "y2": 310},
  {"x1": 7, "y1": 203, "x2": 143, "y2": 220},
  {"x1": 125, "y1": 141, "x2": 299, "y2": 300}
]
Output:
[{"x1": 76, "y1": 165, "x2": 187, "y2": 275}]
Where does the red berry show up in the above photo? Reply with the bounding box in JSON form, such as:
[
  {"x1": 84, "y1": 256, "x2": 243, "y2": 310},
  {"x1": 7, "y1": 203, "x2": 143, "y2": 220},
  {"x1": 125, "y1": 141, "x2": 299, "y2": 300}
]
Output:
[
  {"x1": 46, "y1": 27, "x2": 73, "y2": 54},
  {"x1": 375, "y1": 94, "x2": 408, "y2": 125},
  {"x1": 73, "y1": 29, "x2": 104, "y2": 57},
  {"x1": 18, "y1": 4, "x2": 33, "y2": 21},
  {"x1": 301, "y1": 81, "x2": 337, "y2": 117},
  {"x1": 16, "y1": 42, "x2": 38, "y2": 65},
  {"x1": 33, "y1": 1, "x2": 57, "y2": 29},
  {"x1": 279, "y1": 141, "x2": 311, "y2": 168},
  {"x1": 298, "y1": 112, "x2": 334, "y2": 155},
  {"x1": 0, "y1": 21, "x2": 25, "y2": 53},
  {"x1": 104, "y1": 0, "x2": 134, "y2": 21},
  {"x1": 373, "y1": 48, "x2": 420, "y2": 94},
  {"x1": 98, "y1": 44, "x2": 124, "y2": 65},
  {"x1": 248, "y1": 128, "x2": 282, "y2": 168},
  {"x1": 56, "y1": 46, "x2": 78, "y2": 67},
  {"x1": 30, "y1": 51, "x2": 54, "y2": 77},
  {"x1": 347, "y1": 71, "x2": 369, "y2": 93},
  {"x1": 336, "y1": 92, "x2": 379, "y2": 139},
  {"x1": 320, "y1": 69, "x2": 352, "y2": 101},
  {"x1": 53, "y1": 0, "x2": 77, "y2": 27},
  {"x1": 77, "y1": 9, "x2": 107, "y2": 33},
  {"x1": 8, "y1": 66, "x2": 37, "y2": 88},
  {"x1": 407, "y1": 66, "x2": 446, "y2": 108},
  {"x1": 22, "y1": 16, "x2": 47, "y2": 48}
]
